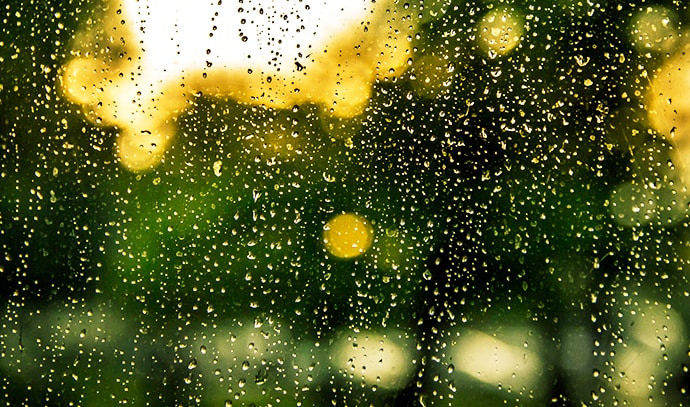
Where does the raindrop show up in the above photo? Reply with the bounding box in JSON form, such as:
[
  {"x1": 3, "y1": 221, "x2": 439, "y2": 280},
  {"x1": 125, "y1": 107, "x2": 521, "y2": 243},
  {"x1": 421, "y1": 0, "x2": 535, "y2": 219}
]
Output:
[{"x1": 188, "y1": 358, "x2": 198, "y2": 370}]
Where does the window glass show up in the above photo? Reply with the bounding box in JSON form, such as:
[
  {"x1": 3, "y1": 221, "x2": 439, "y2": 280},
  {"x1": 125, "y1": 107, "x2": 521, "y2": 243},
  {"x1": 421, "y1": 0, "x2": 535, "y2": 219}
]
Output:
[{"x1": 1, "y1": 0, "x2": 689, "y2": 405}]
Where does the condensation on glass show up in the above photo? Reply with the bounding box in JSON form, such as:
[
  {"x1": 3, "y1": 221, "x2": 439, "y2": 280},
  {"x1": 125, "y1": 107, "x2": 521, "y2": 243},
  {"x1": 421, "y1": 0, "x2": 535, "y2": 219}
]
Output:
[{"x1": 1, "y1": 0, "x2": 689, "y2": 406}]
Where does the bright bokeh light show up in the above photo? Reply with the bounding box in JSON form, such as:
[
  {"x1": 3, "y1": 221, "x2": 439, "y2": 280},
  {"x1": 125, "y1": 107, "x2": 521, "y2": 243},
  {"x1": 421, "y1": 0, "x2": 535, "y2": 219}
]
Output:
[
  {"x1": 613, "y1": 346, "x2": 665, "y2": 399},
  {"x1": 629, "y1": 6, "x2": 679, "y2": 53},
  {"x1": 452, "y1": 329, "x2": 544, "y2": 392},
  {"x1": 609, "y1": 181, "x2": 657, "y2": 227},
  {"x1": 608, "y1": 300, "x2": 686, "y2": 403},
  {"x1": 477, "y1": 7, "x2": 524, "y2": 57},
  {"x1": 323, "y1": 213, "x2": 374, "y2": 259},
  {"x1": 626, "y1": 301, "x2": 685, "y2": 352},
  {"x1": 331, "y1": 330, "x2": 414, "y2": 390}
]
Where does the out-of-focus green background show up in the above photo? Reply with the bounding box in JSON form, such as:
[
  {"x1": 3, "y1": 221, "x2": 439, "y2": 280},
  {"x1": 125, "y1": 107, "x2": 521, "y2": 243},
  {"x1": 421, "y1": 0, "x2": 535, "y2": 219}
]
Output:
[{"x1": 1, "y1": 0, "x2": 689, "y2": 405}]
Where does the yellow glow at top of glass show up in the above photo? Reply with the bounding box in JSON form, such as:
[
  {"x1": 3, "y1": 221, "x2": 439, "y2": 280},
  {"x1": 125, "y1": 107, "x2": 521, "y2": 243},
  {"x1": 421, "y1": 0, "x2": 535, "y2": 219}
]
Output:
[
  {"x1": 124, "y1": 0, "x2": 374, "y2": 80},
  {"x1": 60, "y1": 0, "x2": 415, "y2": 171},
  {"x1": 323, "y1": 213, "x2": 374, "y2": 259}
]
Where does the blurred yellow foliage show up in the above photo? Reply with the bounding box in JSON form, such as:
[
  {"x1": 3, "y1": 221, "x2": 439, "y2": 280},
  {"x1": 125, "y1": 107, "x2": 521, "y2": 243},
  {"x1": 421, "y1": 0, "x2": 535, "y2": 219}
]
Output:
[
  {"x1": 60, "y1": 0, "x2": 416, "y2": 171},
  {"x1": 647, "y1": 41, "x2": 690, "y2": 185}
]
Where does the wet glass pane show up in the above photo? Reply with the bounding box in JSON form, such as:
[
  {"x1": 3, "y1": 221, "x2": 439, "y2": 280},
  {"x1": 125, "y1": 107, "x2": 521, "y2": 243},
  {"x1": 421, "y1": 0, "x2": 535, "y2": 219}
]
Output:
[{"x1": 1, "y1": 0, "x2": 689, "y2": 405}]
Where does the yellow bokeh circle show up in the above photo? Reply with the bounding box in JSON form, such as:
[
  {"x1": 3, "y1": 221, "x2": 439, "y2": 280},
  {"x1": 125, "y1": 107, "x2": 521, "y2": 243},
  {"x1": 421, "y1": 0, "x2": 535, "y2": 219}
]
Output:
[
  {"x1": 323, "y1": 213, "x2": 374, "y2": 259},
  {"x1": 477, "y1": 7, "x2": 524, "y2": 56}
]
